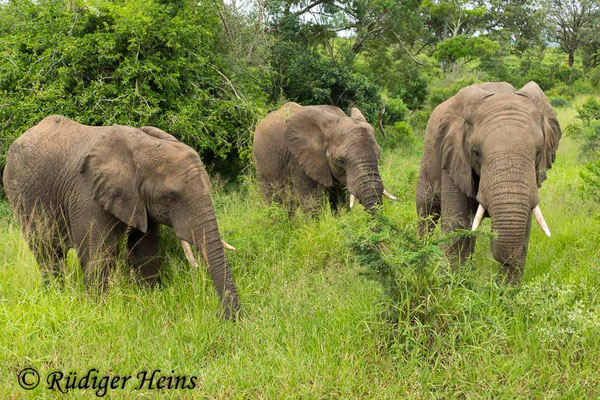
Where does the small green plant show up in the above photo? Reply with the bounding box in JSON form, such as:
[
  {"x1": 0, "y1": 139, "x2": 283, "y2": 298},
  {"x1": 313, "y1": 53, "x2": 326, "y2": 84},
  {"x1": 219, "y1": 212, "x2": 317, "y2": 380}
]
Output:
[
  {"x1": 380, "y1": 121, "x2": 415, "y2": 149},
  {"x1": 566, "y1": 97, "x2": 600, "y2": 158},
  {"x1": 549, "y1": 96, "x2": 572, "y2": 108},
  {"x1": 382, "y1": 98, "x2": 409, "y2": 126},
  {"x1": 580, "y1": 156, "x2": 600, "y2": 204}
]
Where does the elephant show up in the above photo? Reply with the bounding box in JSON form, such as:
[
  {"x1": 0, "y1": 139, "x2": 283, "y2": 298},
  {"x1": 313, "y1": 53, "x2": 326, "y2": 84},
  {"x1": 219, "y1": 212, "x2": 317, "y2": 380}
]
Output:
[
  {"x1": 3, "y1": 116, "x2": 240, "y2": 319},
  {"x1": 416, "y1": 81, "x2": 561, "y2": 281},
  {"x1": 253, "y1": 102, "x2": 395, "y2": 213}
]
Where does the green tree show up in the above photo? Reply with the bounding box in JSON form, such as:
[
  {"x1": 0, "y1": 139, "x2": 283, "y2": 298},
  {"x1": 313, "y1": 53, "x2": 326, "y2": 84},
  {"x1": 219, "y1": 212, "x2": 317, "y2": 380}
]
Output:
[
  {"x1": 544, "y1": 0, "x2": 600, "y2": 67},
  {"x1": 434, "y1": 35, "x2": 500, "y2": 65},
  {"x1": 0, "y1": 0, "x2": 268, "y2": 173}
]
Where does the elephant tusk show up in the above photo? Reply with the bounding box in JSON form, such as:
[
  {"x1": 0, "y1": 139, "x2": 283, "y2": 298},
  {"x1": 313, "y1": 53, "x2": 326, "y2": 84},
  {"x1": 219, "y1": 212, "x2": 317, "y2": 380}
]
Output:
[
  {"x1": 472, "y1": 204, "x2": 485, "y2": 231},
  {"x1": 349, "y1": 194, "x2": 355, "y2": 208},
  {"x1": 383, "y1": 189, "x2": 397, "y2": 200},
  {"x1": 533, "y1": 205, "x2": 551, "y2": 237},
  {"x1": 222, "y1": 240, "x2": 236, "y2": 251},
  {"x1": 181, "y1": 240, "x2": 199, "y2": 268}
]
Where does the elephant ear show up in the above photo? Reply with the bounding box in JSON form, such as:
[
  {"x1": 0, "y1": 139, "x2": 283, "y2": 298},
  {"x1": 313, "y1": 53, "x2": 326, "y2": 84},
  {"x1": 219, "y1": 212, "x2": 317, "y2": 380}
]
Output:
[
  {"x1": 349, "y1": 107, "x2": 367, "y2": 122},
  {"x1": 284, "y1": 107, "x2": 334, "y2": 187},
  {"x1": 440, "y1": 85, "x2": 493, "y2": 197},
  {"x1": 349, "y1": 107, "x2": 381, "y2": 159},
  {"x1": 140, "y1": 126, "x2": 178, "y2": 142},
  {"x1": 516, "y1": 81, "x2": 562, "y2": 186},
  {"x1": 81, "y1": 128, "x2": 148, "y2": 232}
]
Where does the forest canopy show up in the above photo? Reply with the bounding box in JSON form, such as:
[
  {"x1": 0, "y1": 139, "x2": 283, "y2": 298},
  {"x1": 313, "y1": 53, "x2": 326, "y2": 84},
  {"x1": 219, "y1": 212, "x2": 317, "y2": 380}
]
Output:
[{"x1": 0, "y1": 0, "x2": 599, "y2": 174}]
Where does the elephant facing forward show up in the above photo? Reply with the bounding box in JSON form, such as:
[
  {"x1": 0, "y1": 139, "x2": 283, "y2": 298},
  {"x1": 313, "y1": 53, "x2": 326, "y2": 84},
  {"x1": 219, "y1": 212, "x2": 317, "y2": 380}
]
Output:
[
  {"x1": 253, "y1": 102, "x2": 395, "y2": 213},
  {"x1": 3, "y1": 116, "x2": 239, "y2": 319},
  {"x1": 417, "y1": 82, "x2": 561, "y2": 281}
]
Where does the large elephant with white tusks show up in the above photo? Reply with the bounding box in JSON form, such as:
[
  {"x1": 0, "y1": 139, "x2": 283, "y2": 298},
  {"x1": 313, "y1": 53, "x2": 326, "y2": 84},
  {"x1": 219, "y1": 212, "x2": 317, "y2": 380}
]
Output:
[
  {"x1": 416, "y1": 81, "x2": 562, "y2": 281},
  {"x1": 253, "y1": 102, "x2": 395, "y2": 214}
]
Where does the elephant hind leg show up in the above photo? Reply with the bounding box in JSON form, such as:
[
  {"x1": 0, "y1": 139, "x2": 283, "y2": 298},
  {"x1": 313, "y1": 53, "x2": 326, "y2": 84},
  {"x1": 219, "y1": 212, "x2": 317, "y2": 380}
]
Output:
[
  {"x1": 416, "y1": 169, "x2": 441, "y2": 236},
  {"x1": 126, "y1": 221, "x2": 161, "y2": 285},
  {"x1": 18, "y1": 209, "x2": 69, "y2": 283}
]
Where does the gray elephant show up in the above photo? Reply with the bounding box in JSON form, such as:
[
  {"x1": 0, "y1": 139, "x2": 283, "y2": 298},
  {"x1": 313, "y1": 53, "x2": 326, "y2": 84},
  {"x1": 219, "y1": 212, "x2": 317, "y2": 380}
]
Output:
[
  {"x1": 3, "y1": 116, "x2": 239, "y2": 319},
  {"x1": 416, "y1": 81, "x2": 561, "y2": 280},
  {"x1": 253, "y1": 102, "x2": 395, "y2": 213}
]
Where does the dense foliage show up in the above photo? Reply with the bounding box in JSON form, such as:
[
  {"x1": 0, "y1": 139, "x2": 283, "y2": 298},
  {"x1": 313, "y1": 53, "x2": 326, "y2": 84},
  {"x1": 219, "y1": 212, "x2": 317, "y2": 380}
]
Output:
[
  {"x1": 0, "y1": 0, "x2": 269, "y2": 172},
  {"x1": 0, "y1": 0, "x2": 599, "y2": 173}
]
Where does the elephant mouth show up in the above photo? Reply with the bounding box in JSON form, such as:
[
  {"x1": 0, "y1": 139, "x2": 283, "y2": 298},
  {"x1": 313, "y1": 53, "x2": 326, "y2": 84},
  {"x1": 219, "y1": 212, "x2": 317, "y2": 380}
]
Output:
[
  {"x1": 471, "y1": 203, "x2": 551, "y2": 237},
  {"x1": 348, "y1": 189, "x2": 396, "y2": 209}
]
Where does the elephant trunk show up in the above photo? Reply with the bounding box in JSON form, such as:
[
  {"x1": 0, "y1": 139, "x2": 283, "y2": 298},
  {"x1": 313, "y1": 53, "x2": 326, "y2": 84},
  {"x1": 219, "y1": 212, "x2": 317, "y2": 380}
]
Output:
[
  {"x1": 177, "y1": 196, "x2": 240, "y2": 320},
  {"x1": 488, "y1": 188, "x2": 532, "y2": 269},
  {"x1": 481, "y1": 153, "x2": 537, "y2": 278},
  {"x1": 353, "y1": 160, "x2": 383, "y2": 213}
]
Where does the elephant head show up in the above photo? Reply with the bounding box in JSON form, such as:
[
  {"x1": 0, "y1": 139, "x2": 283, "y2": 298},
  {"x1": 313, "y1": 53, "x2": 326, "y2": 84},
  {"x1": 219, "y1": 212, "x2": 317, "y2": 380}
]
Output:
[
  {"x1": 284, "y1": 105, "x2": 385, "y2": 212},
  {"x1": 81, "y1": 125, "x2": 239, "y2": 319},
  {"x1": 441, "y1": 81, "x2": 561, "y2": 273}
]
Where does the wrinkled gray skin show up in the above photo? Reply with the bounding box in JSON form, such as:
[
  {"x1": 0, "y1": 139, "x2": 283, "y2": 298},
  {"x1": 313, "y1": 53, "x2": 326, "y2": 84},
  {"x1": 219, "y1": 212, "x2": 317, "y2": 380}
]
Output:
[
  {"x1": 3, "y1": 116, "x2": 239, "y2": 319},
  {"x1": 416, "y1": 82, "x2": 562, "y2": 281},
  {"x1": 253, "y1": 102, "x2": 384, "y2": 213}
]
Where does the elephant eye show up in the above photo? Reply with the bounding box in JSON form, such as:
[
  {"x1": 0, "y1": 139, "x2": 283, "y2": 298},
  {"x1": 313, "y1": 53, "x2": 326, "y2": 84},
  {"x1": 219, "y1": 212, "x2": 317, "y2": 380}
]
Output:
[
  {"x1": 335, "y1": 158, "x2": 346, "y2": 166},
  {"x1": 471, "y1": 146, "x2": 481, "y2": 161},
  {"x1": 162, "y1": 191, "x2": 179, "y2": 203}
]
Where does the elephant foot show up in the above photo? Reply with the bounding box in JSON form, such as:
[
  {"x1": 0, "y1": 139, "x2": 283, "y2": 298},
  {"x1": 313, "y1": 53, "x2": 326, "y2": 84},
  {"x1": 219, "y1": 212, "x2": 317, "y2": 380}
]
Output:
[{"x1": 498, "y1": 263, "x2": 524, "y2": 285}]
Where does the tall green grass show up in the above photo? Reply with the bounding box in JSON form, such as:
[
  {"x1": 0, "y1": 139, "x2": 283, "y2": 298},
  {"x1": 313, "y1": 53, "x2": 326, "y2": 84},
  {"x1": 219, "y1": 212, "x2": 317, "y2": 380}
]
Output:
[{"x1": 1, "y1": 96, "x2": 600, "y2": 398}]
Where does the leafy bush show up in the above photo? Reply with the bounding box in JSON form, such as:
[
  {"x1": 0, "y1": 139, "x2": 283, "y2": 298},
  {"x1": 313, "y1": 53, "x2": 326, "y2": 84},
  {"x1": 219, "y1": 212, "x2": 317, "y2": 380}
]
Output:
[
  {"x1": 426, "y1": 75, "x2": 481, "y2": 108},
  {"x1": 384, "y1": 57, "x2": 428, "y2": 110},
  {"x1": 272, "y1": 43, "x2": 381, "y2": 121},
  {"x1": 0, "y1": 0, "x2": 269, "y2": 173},
  {"x1": 566, "y1": 97, "x2": 600, "y2": 158},
  {"x1": 382, "y1": 98, "x2": 409, "y2": 126},
  {"x1": 380, "y1": 121, "x2": 414, "y2": 149},
  {"x1": 434, "y1": 35, "x2": 500, "y2": 65},
  {"x1": 588, "y1": 67, "x2": 600, "y2": 90},
  {"x1": 580, "y1": 157, "x2": 600, "y2": 204},
  {"x1": 407, "y1": 110, "x2": 431, "y2": 134},
  {"x1": 549, "y1": 96, "x2": 572, "y2": 108},
  {"x1": 547, "y1": 83, "x2": 576, "y2": 99}
]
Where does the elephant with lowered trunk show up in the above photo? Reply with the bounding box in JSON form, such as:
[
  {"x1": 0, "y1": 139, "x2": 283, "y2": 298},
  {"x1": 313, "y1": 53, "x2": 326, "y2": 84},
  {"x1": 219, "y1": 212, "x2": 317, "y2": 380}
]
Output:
[
  {"x1": 3, "y1": 116, "x2": 239, "y2": 319},
  {"x1": 253, "y1": 102, "x2": 395, "y2": 213},
  {"x1": 416, "y1": 81, "x2": 562, "y2": 281}
]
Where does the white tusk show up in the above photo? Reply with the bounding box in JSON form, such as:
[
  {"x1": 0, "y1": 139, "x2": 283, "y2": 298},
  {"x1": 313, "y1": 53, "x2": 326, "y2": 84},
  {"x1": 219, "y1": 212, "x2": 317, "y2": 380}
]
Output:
[
  {"x1": 533, "y1": 205, "x2": 551, "y2": 237},
  {"x1": 349, "y1": 194, "x2": 355, "y2": 208},
  {"x1": 222, "y1": 240, "x2": 236, "y2": 251},
  {"x1": 383, "y1": 189, "x2": 397, "y2": 200},
  {"x1": 181, "y1": 240, "x2": 199, "y2": 268},
  {"x1": 472, "y1": 204, "x2": 485, "y2": 231}
]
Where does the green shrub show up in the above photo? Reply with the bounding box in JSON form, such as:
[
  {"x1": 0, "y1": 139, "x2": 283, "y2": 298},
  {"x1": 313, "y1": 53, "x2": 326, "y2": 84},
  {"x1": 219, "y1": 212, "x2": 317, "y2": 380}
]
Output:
[
  {"x1": 580, "y1": 156, "x2": 600, "y2": 204},
  {"x1": 380, "y1": 121, "x2": 414, "y2": 149},
  {"x1": 549, "y1": 96, "x2": 572, "y2": 108},
  {"x1": 407, "y1": 109, "x2": 431, "y2": 134},
  {"x1": 566, "y1": 97, "x2": 600, "y2": 158},
  {"x1": 552, "y1": 83, "x2": 576, "y2": 99},
  {"x1": 426, "y1": 75, "x2": 481, "y2": 108},
  {"x1": 272, "y1": 43, "x2": 381, "y2": 121},
  {"x1": 588, "y1": 67, "x2": 600, "y2": 90},
  {"x1": 382, "y1": 98, "x2": 409, "y2": 126},
  {"x1": 573, "y1": 77, "x2": 598, "y2": 94},
  {"x1": 0, "y1": 0, "x2": 269, "y2": 173}
]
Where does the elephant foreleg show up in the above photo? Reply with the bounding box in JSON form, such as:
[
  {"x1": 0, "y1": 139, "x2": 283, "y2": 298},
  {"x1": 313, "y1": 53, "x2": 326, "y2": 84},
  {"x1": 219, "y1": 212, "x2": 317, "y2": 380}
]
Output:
[
  {"x1": 291, "y1": 167, "x2": 324, "y2": 214},
  {"x1": 127, "y1": 221, "x2": 161, "y2": 285},
  {"x1": 416, "y1": 166, "x2": 441, "y2": 236},
  {"x1": 72, "y1": 215, "x2": 123, "y2": 291},
  {"x1": 441, "y1": 170, "x2": 477, "y2": 264}
]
